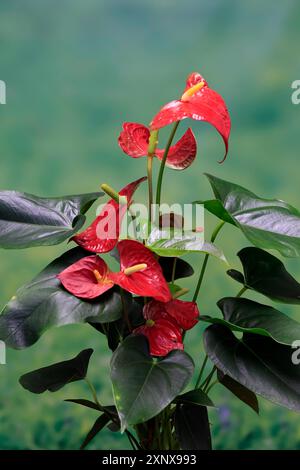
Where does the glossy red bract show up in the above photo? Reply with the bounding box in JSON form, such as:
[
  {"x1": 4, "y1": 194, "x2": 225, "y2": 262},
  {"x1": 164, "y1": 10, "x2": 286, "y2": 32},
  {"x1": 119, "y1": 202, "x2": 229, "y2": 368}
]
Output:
[
  {"x1": 111, "y1": 240, "x2": 171, "y2": 302},
  {"x1": 58, "y1": 240, "x2": 171, "y2": 302},
  {"x1": 133, "y1": 298, "x2": 199, "y2": 356},
  {"x1": 71, "y1": 177, "x2": 146, "y2": 253},
  {"x1": 58, "y1": 256, "x2": 114, "y2": 299},
  {"x1": 144, "y1": 299, "x2": 199, "y2": 331},
  {"x1": 134, "y1": 319, "x2": 183, "y2": 356},
  {"x1": 118, "y1": 122, "x2": 197, "y2": 170},
  {"x1": 150, "y1": 72, "x2": 231, "y2": 162}
]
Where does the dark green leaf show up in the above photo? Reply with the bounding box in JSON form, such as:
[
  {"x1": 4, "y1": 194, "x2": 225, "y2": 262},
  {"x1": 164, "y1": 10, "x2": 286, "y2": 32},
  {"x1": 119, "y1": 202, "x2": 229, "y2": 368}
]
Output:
[
  {"x1": 218, "y1": 297, "x2": 300, "y2": 345},
  {"x1": 19, "y1": 349, "x2": 93, "y2": 393},
  {"x1": 175, "y1": 388, "x2": 215, "y2": 407},
  {"x1": 175, "y1": 404, "x2": 212, "y2": 450},
  {"x1": 80, "y1": 414, "x2": 111, "y2": 450},
  {"x1": 204, "y1": 324, "x2": 300, "y2": 412},
  {"x1": 201, "y1": 298, "x2": 300, "y2": 345},
  {"x1": 90, "y1": 320, "x2": 123, "y2": 352},
  {"x1": 199, "y1": 173, "x2": 300, "y2": 257},
  {"x1": 159, "y1": 257, "x2": 194, "y2": 281},
  {"x1": 227, "y1": 269, "x2": 245, "y2": 285},
  {"x1": 0, "y1": 248, "x2": 125, "y2": 349},
  {"x1": 217, "y1": 370, "x2": 259, "y2": 414},
  {"x1": 0, "y1": 191, "x2": 102, "y2": 249},
  {"x1": 110, "y1": 335, "x2": 194, "y2": 431},
  {"x1": 89, "y1": 296, "x2": 144, "y2": 351},
  {"x1": 234, "y1": 247, "x2": 300, "y2": 304}
]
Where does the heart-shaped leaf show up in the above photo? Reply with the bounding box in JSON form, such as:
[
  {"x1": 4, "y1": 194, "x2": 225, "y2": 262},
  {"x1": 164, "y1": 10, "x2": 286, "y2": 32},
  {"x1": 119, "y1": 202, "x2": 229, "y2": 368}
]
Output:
[
  {"x1": 217, "y1": 370, "x2": 259, "y2": 414},
  {"x1": 175, "y1": 388, "x2": 215, "y2": 408},
  {"x1": 201, "y1": 297, "x2": 300, "y2": 345},
  {"x1": 110, "y1": 335, "x2": 194, "y2": 431},
  {"x1": 198, "y1": 174, "x2": 300, "y2": 257},
  {"x1": 19, "y1": 349, "x2": 93, "y2": 393},
  {"x1": 146, "y1": 227, "x2": 227, "y2": 262},
  {"x1": 0, "y1": 191, "x2": 102, "y2": 249},
  {"x1": 175, "y1": 404, "x2": 212, "y2": 450},
  {"x1": 0, "y1": 248, "x2": 127, "y2": 349},
  {"x1": 204, "y1": 324, "x2": 300, "y2": 412},
  {"x1": 230, "y1": 247, "x2": 300, "y2": 304}
]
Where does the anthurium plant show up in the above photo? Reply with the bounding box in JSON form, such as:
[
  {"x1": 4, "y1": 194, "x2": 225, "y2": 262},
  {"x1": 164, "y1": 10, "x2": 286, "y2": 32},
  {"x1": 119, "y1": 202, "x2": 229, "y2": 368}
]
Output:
[{"x1": 1, "y1": 72, "x2": 300, "y2": 451}]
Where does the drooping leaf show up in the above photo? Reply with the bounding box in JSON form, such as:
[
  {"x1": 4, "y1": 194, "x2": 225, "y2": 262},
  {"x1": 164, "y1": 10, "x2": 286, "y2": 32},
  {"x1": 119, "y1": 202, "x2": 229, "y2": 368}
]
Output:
[
  {"x1": 146, "y1": 227, "x2": 227, "y2": 262},
  {"x1": 204, "y1": 324, "x2": 300, "y2": 412},
  {"x1": 175, "y1": 404, "x2": 212, "y2": 450},
  {"x1": 19, "y1": 349, "x2": 93, "y2": 393},
  {"x1": 217, "y1": 370, "x2": 259, "y2": 414},
  {"x1": 80, "y1": 414, "x2": 111, "y2": 450},
  {"x1": 159, "y1": 257, "x2": 194, "y2": 282},
  {"x1": 0, "y1": 191, "x2": 102, "y2": 249},
  {"x1": 110, "y1": 335, "x2": 194, "y2": 431},
  {"x1": 0, "y1": 248, "x2": 127, "y2": 349},
  {"x1": 198, "y1": 174, "x2": 300, "y2": 257},
  {"x1": 175, "y1": 388, "x2": 215, "y2": 408},
  {"x1": 201, "y1": 297, "x2": 300, "y2": 346},
  {"x1": 230, "y1": 247, "x2": 300, "y2": 304}
]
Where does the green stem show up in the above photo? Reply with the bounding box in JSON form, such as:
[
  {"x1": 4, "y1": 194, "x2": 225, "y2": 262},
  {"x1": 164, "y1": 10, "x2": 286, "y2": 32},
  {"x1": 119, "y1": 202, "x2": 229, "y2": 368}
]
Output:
[
  {"x1": 147, "y1": 156, "x2": 154, "y2": 225},
  {"x1": 85, "y1": 378, "x2": 102, "y2": 408},
  {"x1": 171, "y1": 257, "x2": 177, "y2": 286},
  {"x1": 120, "y1": 288, "x2": 131, "y2": 333},
  {"x1": 205, "y1": 379, "x2": 219, "y2": 394},
  {"x1": 195, "y1": 355, "x2": 208, "y2": 389},
  {"x1": 126, "y1": 432, "x2": 137, "y2": 450},
  {"x1": 125, "y1": 430, "x2": 141, "y2": 450},
  {"x1": 147, "y1": 130, "x2": 159, "y2": 228},
  {"x1": 236, "y1": 286, "x2": 247, "y2": 298},
  {"x1": 202, "y1": 366, "x2": 217, "y2": 392},
  {"x1": 155, "y1": 121, "x2": 180, "y2": 206},
  {"x1": 192, "y1": 220, "x2": 225, "y2": 302}
]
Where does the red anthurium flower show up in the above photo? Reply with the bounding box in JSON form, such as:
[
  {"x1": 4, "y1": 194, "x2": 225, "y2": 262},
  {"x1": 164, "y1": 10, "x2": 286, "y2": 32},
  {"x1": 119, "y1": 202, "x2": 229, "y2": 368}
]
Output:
[
  {"x1": 58, "y1": 240, "x2": 171, "y2": 302},
  {"x1": 133, "y1": 299, "x2": 199, "y2": 356},
  {"x1": 111, "y1": 240, "x2": 171, "y2": 302},
  {"x1": 143, "y1": 299, "x2": 199, "y2": 331},
  {"x1": 134, "y1": 302, "x2": 183, "y2": 356},
  {"x1": 118, "y1": 122, "x2": 197, "y2": 170},
  {"x1": 71, "y1": 177, "x2": 146, "y2": 253},
  {"x1": 150, "y1": 72, "x2": 231, "y2": 162},
  {"x1": 160, "y1": 299, "x2": 199, "y2": 330},
  {"x1": 58, "y1": 256, "x2": 114, "y2": 299}
]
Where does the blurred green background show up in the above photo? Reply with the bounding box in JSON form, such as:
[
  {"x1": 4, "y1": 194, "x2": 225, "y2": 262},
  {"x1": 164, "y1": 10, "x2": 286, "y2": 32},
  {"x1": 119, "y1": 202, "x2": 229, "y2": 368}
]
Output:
[{"x1": 0, "y1": 0, "x2": 300, "y2": 450}]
